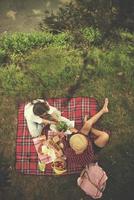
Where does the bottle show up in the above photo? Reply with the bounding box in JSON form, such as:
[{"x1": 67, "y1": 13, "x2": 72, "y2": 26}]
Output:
[{"x1": 38, "y1": 161, "x2": 46, "y2": 172}]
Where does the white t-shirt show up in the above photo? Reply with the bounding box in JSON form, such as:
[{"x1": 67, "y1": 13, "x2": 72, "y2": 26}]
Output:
[
  {"x1": 24, "y1": 99, "x2": 61, "y2": 137},
  {"x1": 24, "y1": 99, "x2": 74, "y2": 137},
  {"x1": 24, "y1": 99, "x2": 60, "y2": 124}
]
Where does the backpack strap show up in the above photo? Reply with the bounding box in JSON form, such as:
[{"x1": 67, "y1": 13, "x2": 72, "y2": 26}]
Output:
[
  {"x1": 79, "y1": 167, "x2": 103, "y2": 198},
  {"x1": 80, "y1": 168, "x2": 86, "y2": 178},
  {"x1": 79, "y1": 164, "x2": 107, "y2": 199},
  {"x1": 85, "y1": 165, "x2": 106, "y2": 193}
]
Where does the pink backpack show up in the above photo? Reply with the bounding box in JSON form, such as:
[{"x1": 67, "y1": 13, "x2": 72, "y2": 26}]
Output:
[{"x1": 77, "y1": 163, "x2": 108, "y2": 199}]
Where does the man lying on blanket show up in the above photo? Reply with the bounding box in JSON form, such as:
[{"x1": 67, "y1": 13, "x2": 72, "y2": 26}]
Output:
[{"x1": 24, "y1": 98, "x2": 109, "y2": 155}]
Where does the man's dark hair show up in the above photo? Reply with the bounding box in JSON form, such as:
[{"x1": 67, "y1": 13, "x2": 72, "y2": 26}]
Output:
[{"x1": 33, "y1": 101, "x2": 50, "y2": 116}]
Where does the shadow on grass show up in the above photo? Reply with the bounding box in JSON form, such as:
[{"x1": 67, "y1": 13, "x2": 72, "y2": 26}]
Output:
[{"x1": 63, "y1": 50, "x2": 89, "y2": 106}]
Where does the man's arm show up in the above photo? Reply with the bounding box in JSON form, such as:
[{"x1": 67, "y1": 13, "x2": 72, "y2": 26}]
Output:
[
  {"x1": 47, "y1": 105, "x2": 61, "y2": 121},
  {"x1": 42, "y1": 119, "x2": 57, "y2": 126},
  {"x1": 50, "y1": 112, "x2": 59, "y2": 122}
]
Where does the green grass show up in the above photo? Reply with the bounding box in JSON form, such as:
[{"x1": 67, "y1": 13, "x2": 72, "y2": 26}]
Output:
[{"x1": 0, "y1": 31, "x2": 134, "y2": 200}]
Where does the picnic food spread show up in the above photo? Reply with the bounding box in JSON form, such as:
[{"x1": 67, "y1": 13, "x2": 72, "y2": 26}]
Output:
[
  {"x1": 56, "y1": 121, "x2": 68, "y2": 132},
  {"x1": 36, "y1": 132, "x2": 67, "y2": 174}
]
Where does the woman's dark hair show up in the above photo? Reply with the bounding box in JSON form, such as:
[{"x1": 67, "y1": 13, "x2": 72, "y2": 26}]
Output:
[{"x1": 33, "y1": 101, "x2": 50, "y2": 116}]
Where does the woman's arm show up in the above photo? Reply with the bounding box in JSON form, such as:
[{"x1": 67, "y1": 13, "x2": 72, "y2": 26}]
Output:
[{"x1": 69, "y1": 127, "x2": 78, "y2": 133}]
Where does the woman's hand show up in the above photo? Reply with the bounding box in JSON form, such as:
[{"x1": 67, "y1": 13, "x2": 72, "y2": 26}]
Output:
[{"x1": 69, "y1": 127, "x2": 78, "y2": 133}]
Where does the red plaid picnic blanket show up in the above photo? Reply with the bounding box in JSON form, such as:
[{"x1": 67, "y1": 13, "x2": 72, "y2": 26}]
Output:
[{"x1": 16, "y1": 97, "x2": 98, "y2": 175}]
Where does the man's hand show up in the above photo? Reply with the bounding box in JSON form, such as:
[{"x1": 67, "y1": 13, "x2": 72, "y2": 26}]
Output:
[{"x1": 38, "y1": 135, "x2": 46, "y2": 141}]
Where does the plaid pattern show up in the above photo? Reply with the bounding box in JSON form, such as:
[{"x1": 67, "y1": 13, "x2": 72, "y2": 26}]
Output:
[
  {"x1": 32, "y1": 137, "x2": 56, "y2": 164},
  {"x1": 16, "y1": 97, "x2": 98, "y2": 175}
]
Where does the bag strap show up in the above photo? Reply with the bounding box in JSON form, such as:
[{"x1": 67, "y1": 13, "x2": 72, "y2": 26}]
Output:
[
  {"x1": 85, "y1": 167, "x2": 106, "y2": 193},
  {"x1": 85, "y1": 170, "x2": 101, "y2": 191},
  {"x1": 79, "y1": 168, "x2": 102, "y2": 199},
  {"x1": 80, "y1": 168, "x2": 86, "y2": 178}
]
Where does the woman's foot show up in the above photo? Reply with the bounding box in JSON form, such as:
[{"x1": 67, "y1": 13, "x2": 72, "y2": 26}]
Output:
[{"x1": 102, "y1": 98, "x2": 109, "y2": 113}]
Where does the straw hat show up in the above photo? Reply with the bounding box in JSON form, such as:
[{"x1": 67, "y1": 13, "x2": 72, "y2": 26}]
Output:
[{"x1": 69, "y1": 134, "x2": 88, "y2": 154}]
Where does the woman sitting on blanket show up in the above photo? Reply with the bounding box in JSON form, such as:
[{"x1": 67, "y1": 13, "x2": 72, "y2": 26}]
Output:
[
  {"x1": 24, "y1": 99, "x2": 74, "y2": 138},
  {"x1": 69, "y1": 98, "x2": 109, "y2": 154}
]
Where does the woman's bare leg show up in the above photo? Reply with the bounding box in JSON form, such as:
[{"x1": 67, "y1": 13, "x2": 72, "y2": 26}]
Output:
[
  {"x1": 91, "y1": 127, "x2": 109, "y2": 147},
  {"x1": 80, "y1": 98, "x2": 109, "y2": 135}
]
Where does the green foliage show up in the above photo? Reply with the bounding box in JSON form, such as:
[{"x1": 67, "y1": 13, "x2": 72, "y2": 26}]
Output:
[
  {"x1": 44, "y1": 0, "x2": 133, "y2": 33},
  {"x1": 81, "y1": 27, "x2": 102, "y2": 43},
  {"x1": 119, "y1": 30, "x2": 134, "y2": 42},
  {"x1": 0, "y1": 32, "x2": 76, "y2": 65},
  {"x1": 0, "y1": 45, "x2": 82, "y2": 100},
  {"x1": 0, "y1": 32, "x2": 54, "y2": 54},
  {"x1": 56, "y1": 121, "x2": 68, "y2": 132},
  {"x1": 85, "y1": 43, "x2": 134, "y2": 81},
  {"x1": 40, "y1": 0, "x2": 118, "y2": 35},
  {"x1": 0, "y1": 49, "x2": 6, "y2": 65},
  {"x1": 25, "y1": 47, "x2": 82, "y2": 97},
  {"x1": 0, "y1": 30, "x2": 134, "y2": 199},
  {"x1": 0, "y1": 32, "x2": 74, "y2": 56},
  {"x1": 0, "y1": 32, "x2": 76, "y2": 64},
  {"x1": 52, "y1": 32, "x2": 73, "y2": 47},
  {"x1": 0, "y1": 65, "x2": 33, "y2": 98},
  {"x1": 9, "y1": 52, "x2": 25, "y2": 64}
]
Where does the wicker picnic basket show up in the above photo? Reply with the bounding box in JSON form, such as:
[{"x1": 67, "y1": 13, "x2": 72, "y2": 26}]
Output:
[{"x1": 51, "y1": 158, "x2": 67, "y2": 175}]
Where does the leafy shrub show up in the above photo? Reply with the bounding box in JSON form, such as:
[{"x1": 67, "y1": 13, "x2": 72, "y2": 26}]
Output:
[
  {"x1": 0, "y1": 65, "x2": 33, "y2": 97},
  {"x1": 81, "y1": 27, "x2": 102, "y2": 44},
  {"x1": 119, "y1": 30, "x2": 134, "y2": 42},
  {"x1": 0, "y1": 32, "x2": 54, "y2": 54},
  {"x1": 0, "y1": 32, "x2": 74, "y2": 55},
  {"x1": 52, "y1": 32, "x2": 73, "y2": 47}
]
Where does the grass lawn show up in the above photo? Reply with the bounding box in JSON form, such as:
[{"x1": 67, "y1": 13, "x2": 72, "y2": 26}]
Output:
[{"x1": 0, "y1": 31, "x2": 134, "y2": 200}]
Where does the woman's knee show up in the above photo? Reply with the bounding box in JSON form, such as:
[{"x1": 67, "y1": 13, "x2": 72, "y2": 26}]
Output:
[
  {"x1": 94, "y1": 131, "x2": 109, "y2": 148},
  {"x1": 102, "y1": 131, "x2": 109, "y2": 143},
  {"x1": 80, "y1": 121, "x2": 92, "y2": 134}
]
